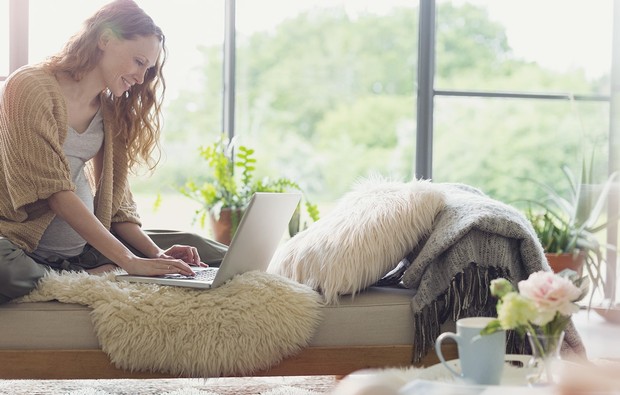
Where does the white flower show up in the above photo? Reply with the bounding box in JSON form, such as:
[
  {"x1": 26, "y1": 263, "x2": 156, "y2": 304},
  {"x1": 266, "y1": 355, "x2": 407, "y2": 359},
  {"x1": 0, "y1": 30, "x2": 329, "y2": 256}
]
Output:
[
  {"x1": 518, "y1": 271, "x2": 582, "y2": 321},
  {"x1": 483, "y1": 270, "x2": 587, "y2": 339}
]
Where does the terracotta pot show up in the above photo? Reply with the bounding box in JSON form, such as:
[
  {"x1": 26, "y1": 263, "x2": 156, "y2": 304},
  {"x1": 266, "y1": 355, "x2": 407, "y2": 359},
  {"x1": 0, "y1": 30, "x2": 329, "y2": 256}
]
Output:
[
  {"x1": 545, "y1": 252, "x2": 585, "y2": 276},
  {"x1": 209, "y1": 208, "x2": 244, "y2": 246}
]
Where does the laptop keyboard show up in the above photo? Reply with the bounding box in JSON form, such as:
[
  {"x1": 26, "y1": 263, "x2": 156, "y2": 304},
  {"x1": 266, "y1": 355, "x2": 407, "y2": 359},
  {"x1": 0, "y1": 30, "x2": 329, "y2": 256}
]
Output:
[{"x1": 162, "y1": 267, "x2": 218, "y2": 281}]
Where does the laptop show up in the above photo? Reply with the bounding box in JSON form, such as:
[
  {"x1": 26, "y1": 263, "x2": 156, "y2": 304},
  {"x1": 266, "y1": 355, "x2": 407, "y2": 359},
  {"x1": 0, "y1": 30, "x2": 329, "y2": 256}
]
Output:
[{"x1": 116, "y1": 192, "x2": 301, "y2": 289}]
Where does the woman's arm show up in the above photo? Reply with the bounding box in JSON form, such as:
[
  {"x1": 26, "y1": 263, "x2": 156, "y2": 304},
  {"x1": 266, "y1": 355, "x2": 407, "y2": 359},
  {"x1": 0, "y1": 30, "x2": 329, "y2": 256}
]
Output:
[
  {"x1": 111, "y1": 221, "x2": 204, "y2": 266},
  {"x1": 48, "y1": 190, "x2": 195, "y2": 276},
  {"x1": 111, "y1": 221, "x2": 163, "y2": 259}
]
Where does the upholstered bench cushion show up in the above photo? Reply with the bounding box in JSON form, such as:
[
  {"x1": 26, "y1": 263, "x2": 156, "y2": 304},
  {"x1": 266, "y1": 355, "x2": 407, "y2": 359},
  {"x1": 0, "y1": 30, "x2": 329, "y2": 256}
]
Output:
[
  {"x1": 0, "y1": 285, "x2": 448, "y2": 350},
  {"x1": 0, "y1": 301, "x2": 99, "y2": 349},
  {"x1": 314, "y1": 285, "x2": 420, "y2": 346}
]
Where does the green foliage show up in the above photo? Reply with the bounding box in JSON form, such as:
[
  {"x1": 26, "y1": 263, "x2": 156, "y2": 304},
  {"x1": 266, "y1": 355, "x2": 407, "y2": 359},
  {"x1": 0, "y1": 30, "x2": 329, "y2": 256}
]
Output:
[
  {"x1": 433, "y1": 99, "x2": 609, "y2": 203},
  {"x1": 526, "y1": 209, "x2": 575, "y2": 254},
  {"x1": 519, "y1": 155, "x2": 619, "y2": 295},
  {"x1": 178, "y1": 134, "x2": 320, "y2": 231},
  {"x1": 152, "y1": 193, "x2": 162, "y2": 213},
  {"x1": 143, "y1": 2, "x2": 610, "y2": 210},
  {"x1": 435, "y1": 3, "x2": 511, "y2": 79}
]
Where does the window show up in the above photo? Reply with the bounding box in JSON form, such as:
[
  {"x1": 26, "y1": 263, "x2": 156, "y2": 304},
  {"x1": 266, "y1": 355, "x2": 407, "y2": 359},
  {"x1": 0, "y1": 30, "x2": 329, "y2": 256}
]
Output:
[
  {"x1": 432, "y1": 0, "x2": 613, "y2": 202},
  {"x1": 234, "y1": 0, "x2": 420, "y2": 202},
  {"x1": 434, "y1": 97, "x2": 610, "y2": 202},
  {"x1": 128, "y1": 1, "x2": 225, "y2": 231},
  {"x1": 429, "y1": 0, "x2": 617, "y2": 301},
  {"x1": 28, "y1": 1, "x2": 109, "y2": 63},
  {"x1": 0, "y1": 0, "x2": 8, "y2": 78},
  {"x1": 436, "y1": 0, "x2": 612, "y2": 95}
]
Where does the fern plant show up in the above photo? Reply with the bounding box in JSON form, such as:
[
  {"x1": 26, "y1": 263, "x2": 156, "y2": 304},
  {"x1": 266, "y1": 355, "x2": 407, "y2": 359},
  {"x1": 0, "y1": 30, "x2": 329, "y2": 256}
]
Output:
[{"x1": 179, "y1": 134, "x2": 320, "y2": 235}]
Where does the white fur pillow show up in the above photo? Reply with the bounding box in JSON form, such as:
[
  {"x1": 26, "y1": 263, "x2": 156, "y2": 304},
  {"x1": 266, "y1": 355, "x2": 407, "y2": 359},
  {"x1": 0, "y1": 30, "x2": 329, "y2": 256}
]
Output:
[{"x1": 268, "y1": 177, "x2": 446, "y2": 303}]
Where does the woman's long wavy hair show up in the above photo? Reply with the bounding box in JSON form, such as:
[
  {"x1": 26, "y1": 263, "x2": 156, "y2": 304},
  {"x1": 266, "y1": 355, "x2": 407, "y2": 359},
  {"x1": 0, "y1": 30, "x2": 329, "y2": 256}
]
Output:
[{"x1": 43, "y1": 0, "x2": 167, "y2": 172}]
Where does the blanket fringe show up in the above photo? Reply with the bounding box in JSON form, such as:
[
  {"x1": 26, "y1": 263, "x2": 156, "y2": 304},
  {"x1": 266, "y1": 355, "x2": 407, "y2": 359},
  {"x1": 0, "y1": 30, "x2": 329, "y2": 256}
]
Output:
[{"x1": 413, "y1": 263, "x2": 527, "y2": 364}]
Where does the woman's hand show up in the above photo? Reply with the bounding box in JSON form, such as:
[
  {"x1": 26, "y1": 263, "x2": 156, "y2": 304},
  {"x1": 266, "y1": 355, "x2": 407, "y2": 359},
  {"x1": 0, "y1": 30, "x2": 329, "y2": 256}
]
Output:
[
  {"x1": 159, "y1": 244, "x2": 208, "y2": 267},
  {"x1": 122, "y1": 256, "x2": 197, "y2": 277}
]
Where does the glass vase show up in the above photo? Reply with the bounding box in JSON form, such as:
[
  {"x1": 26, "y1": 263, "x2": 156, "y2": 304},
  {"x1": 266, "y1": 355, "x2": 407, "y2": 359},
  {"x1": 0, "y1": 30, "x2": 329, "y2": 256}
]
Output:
[{"x1": 526, "y1": 329, "x2": 565, "y2": 386}]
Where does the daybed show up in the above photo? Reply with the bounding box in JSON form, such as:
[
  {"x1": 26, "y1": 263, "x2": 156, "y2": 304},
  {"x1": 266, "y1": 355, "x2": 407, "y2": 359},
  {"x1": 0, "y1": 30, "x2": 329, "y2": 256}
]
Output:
[
  {"x1": 0, "y1": 284, "x2": 457, "y2": 379},
  {"x1": 0, "y1": 178, "x2": 586, "y2": 379}
]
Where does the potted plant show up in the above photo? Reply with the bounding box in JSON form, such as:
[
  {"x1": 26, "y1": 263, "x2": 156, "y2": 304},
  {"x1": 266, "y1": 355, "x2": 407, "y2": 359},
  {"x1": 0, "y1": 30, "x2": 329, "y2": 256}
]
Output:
[
  {"x1": 519, "y1": 155, "x2": 618, "y2": 301},
  {"x1": 179, "y1": 134, "x2": 320, "y2": 245}
]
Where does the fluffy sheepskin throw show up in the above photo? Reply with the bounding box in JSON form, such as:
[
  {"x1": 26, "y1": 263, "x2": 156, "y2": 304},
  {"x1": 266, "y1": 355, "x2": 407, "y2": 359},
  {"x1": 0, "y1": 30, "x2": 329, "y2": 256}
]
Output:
[
  {"x1": 269, "y1": 176, "x2": 446, "y2": 303},
  {"x1": 18, "y1": 270, "x2": 323, "y2": 377}
]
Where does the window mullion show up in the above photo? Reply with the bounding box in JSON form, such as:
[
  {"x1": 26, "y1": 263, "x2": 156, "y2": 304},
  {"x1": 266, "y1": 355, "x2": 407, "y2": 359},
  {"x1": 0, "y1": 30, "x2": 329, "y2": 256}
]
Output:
[
  {"x1": 415, "y1": 0, "x2": 435, "y2": 180},
  {"x1": 9, "y1": 0, "x2": 28, "y2": 75}
]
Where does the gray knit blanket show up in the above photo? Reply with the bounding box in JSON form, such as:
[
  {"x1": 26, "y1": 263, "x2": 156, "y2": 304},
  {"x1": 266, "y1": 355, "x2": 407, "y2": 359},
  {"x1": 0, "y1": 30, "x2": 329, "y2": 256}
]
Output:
[{"x1": 397, "y1": 184, "x2": 586, "y2": 363}]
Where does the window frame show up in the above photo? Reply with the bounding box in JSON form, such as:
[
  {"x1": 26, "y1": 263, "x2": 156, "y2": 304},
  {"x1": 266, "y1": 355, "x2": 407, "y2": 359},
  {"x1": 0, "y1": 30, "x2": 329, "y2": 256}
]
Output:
[
  {"x1": 416, "y1": 0, "x2": 619, "y2": 299},
  {"x1": 1, "y1": 0, "x2": 28, "y2": 81}
]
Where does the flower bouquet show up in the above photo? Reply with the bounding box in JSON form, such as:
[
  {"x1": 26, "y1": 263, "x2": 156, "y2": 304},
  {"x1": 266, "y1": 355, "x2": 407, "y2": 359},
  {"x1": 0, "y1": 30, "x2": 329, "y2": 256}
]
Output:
[{"x1": 481, "y1": 269, "x2": 588, "y2": 386}]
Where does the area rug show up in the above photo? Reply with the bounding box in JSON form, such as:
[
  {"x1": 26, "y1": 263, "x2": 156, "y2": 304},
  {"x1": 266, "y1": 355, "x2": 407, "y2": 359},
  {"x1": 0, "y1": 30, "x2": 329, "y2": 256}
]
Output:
[
  {"x1": 0, "y1": 376, "x2": 337, "y2": 395},
  {"x1": 16, "y1": 270, "x2": 324, "y2": 377},
  {"x1": 331, "y1": 357, "x2": 620, "y2": 395}
]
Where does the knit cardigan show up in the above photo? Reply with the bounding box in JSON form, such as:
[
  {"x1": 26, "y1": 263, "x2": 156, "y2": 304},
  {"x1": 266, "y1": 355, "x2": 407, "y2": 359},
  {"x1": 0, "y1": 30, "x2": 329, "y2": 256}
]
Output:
[{"x1": 0, "y1": 65, "x2": 141, "y2": 253}]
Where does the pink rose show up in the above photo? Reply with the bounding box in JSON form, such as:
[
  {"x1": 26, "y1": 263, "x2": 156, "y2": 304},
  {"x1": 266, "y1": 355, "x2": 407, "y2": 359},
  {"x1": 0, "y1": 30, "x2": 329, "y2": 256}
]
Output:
[{"x1": 518, "y1": 271, "x2": 582, "y2": 325}]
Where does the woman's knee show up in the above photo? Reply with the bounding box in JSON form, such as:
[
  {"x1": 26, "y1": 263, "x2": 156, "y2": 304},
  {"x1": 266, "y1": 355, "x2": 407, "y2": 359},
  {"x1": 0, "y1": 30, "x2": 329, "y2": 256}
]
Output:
[
  {"x1": 0, "y1": 239, "x2": 48, "y2": 303},
  {"x1": 182, "y1": 232, "x2": 227, "y2": 263},
  {"x1": 145, "y1": 230, "x2": 227, "y2": 264}
]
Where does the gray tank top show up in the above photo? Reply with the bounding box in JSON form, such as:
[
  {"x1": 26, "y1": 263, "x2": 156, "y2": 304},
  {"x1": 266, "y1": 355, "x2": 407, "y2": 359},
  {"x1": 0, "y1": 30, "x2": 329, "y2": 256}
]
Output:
[{"x1": 33, "y1": 109, "x2": 104, "y2": 259}]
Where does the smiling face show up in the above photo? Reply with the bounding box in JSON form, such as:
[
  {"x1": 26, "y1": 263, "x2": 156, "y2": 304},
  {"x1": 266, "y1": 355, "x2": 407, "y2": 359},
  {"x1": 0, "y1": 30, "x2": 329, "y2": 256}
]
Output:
[{"x1": 97, "y1": 32, "x2": 161, "y2": 97}]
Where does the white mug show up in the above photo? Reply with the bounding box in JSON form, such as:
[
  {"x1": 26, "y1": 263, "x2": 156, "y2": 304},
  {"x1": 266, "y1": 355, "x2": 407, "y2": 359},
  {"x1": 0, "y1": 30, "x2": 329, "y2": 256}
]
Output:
[{"x1": 435, "y1": 317, "x2": 506, "y2": 385}]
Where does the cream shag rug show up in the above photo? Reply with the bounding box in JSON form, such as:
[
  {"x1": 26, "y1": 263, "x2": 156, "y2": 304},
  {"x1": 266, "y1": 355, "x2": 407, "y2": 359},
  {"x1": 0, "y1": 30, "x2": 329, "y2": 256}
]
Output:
[
  {"x1": 0, "y1": 376, "x2": 336, "y2": 395},
  {"x1": 18, "y1": 270, "x2": 323, "y2": 377}
]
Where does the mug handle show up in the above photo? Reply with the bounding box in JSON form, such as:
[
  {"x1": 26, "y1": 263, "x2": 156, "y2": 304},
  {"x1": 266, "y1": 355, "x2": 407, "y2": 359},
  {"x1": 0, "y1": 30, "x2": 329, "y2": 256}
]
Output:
[{"x1": 435, "y1": 332, "x2": 462, "y2": 378}]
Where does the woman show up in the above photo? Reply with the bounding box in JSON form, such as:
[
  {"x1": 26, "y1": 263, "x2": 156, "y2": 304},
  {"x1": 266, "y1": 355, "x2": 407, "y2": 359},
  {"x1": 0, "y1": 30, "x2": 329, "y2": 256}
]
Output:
[{"x1": 0, "y1": 0, "x2": 227, "y2": 304}]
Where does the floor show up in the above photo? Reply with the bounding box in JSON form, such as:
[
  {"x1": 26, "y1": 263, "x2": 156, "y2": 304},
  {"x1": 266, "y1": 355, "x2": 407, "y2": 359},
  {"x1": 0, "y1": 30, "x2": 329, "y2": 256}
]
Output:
[
  {"x1": 572, "y1": 308, "x2": 620, "y2": 360},
  {"x1": 0, "y1": 376, "x2": 338, "y2": 395}
]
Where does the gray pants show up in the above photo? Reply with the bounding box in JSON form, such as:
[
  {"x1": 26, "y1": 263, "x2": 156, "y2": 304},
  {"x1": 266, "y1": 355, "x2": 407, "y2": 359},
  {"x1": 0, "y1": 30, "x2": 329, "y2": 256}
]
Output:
[{"x1": 0, "y1": 230, "x2": 228, "y2": 304}]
